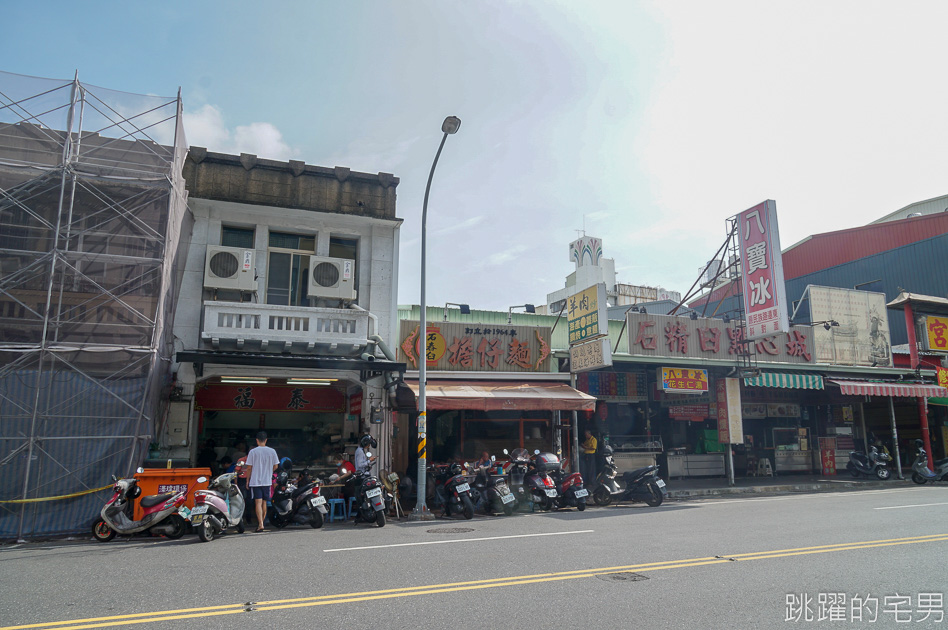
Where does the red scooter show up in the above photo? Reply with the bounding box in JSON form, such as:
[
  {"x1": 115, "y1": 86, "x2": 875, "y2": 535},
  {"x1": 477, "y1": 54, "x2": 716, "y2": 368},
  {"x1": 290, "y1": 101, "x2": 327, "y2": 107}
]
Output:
[
  {"x1": 547, "y1": 456, "x2": 587, "y2": 511},
  {"x1": 92, "y1": 469, "x2": 206, "y2": 542}
]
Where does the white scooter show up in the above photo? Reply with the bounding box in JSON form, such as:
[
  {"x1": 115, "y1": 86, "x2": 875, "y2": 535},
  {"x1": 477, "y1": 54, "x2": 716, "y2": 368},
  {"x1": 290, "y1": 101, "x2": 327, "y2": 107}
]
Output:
[{"x1": 191, "y1": 471, "x2": 246, "y2": 542}]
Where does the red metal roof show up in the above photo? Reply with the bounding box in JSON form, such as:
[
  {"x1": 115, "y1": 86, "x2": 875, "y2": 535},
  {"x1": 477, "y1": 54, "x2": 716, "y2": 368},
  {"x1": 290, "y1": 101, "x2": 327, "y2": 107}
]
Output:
[{"x1": 783, "y1": 213, "x2": 948, "y2": 279}]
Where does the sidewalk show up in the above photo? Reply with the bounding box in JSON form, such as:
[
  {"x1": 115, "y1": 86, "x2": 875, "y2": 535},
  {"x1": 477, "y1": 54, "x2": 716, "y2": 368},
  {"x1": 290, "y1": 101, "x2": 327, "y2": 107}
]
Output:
[{"x1": 664, "y1": 473, "x2": 914, "y2": 499}]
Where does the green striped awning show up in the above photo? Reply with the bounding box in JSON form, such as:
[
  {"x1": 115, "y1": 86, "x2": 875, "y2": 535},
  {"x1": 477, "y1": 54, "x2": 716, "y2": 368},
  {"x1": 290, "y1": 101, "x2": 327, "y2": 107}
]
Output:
[{"x1": 743, "y1": 372, "x2": 824, "y2": 390}]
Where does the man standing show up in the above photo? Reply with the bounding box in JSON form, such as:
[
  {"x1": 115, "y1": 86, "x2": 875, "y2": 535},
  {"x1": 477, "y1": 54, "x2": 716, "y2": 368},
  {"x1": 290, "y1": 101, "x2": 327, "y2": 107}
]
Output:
[
  {"x1": 581, "y1": 429, "x2": 598, "y2": 486},
  {"x1": 244, "y1": 431, "x2": 279, "y2": 532}
]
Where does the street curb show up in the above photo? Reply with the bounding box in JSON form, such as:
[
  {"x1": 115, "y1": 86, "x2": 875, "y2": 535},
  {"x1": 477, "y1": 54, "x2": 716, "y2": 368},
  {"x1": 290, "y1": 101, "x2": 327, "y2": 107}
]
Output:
[{"x1": 666, "y1": 479, "x2": 913, "y2": 499}]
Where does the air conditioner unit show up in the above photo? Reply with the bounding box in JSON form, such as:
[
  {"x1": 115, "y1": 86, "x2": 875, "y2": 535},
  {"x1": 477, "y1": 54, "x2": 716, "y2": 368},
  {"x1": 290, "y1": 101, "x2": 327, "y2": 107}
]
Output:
[
  {"x1": 309, "y1": 256, "x2": 357, "y2": 300},
  {"x1": 204, "y1": 245, "x2": 256, "y2": 291}
]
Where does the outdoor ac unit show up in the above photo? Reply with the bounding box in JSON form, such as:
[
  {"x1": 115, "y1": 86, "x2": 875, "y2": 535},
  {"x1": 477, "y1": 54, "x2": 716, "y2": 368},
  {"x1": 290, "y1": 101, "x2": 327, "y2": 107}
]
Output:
[
  {"x1": 309, "y1": 256, "x2": 357, "y2": 300},
  {"x1": 204, "y1": 245, "x2": 256, "y2": 291}
]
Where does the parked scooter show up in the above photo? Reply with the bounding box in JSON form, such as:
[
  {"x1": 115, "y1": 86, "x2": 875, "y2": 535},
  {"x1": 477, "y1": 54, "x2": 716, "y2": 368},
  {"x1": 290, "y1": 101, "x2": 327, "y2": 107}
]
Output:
[
  {"x1": 350, "y1": 450, "x2": 386, "y2": 527},
  {"x1": 911, "y1": 439, "x2": 948, "y2": 484},
  {"x1": 469, "y1": 458, "x2": 515, "y2": 515},
  {"x1": 269, "y1": 462, "x2": 327, "y2": 529},
  {"x1": 846, "y1": 446, "x2": 891, "y2": 480},
  {"x1": 503, "y1": 448, "x2": 533, "y2": 510},
  {"x1": 191, "y1": 471, "x2": 246, "y2": 542},
  {"x1": 526, "y1": 451, "x2": 559, "y2": 511},
  {"x1": 92, "y1": 469, "x2": 203, "y2": 542},
  {"x1": 438, "y1": 462, "x2": 475, "y2": 519},
  {"x1": 547, "y1": 456, "x2": 587, "y2": 511},
  {"x1": 592, "y1": 445, "x2": 666, "y2": 507}
]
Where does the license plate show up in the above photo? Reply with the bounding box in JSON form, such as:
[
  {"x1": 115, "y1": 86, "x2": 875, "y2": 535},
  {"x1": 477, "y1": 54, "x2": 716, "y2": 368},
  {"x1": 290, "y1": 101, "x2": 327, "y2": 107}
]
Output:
[
  {"x1": 366, "y1": 487, "x2": 382, "y2": 498},
  {"x1": 190, "y1": 505, "x2": 208, "y2": 515},
  {"x1": 656, "y1": 479, "x2": 666, "y2": 488},
  {"x1": 455, "y1": 483, "x2": 470, "y2": 493},
  {"x1": 501, "y1": 493, "x2": 515, "y2": 504},
  {"x1": 312, "y1": 496, "x2": 326, "y2": 506},
  {"x1": 574, "y1": 488, "x2": 589, "y2": 498},
  {"x1": 544, "y1": 489, "x2": 557, "y2": 497},
  {"x1": 191, "y1": 514, "x2": 204, "y2": 524}
]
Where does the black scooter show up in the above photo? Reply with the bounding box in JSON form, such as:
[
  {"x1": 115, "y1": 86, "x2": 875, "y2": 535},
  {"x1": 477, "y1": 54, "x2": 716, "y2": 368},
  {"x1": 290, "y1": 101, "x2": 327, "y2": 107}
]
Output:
[
  {"x1": 503, "y1": 448, "x2": 533, "y2": 511},
  {"x1": 846, "y1": 446, "x2": 891, "y2": 480},
  {"x1": 469, "y1": 459, "x2": 515, "y2": 516},
  {"x1": 592, "y1": 445, "x2": 666, "y2": 507},
  {"x1": 347, "y1": 452, "x2": 386, "y2": 528},
  {"x1": 439, "y1": 462, "x2": 474, "y2": 519}
]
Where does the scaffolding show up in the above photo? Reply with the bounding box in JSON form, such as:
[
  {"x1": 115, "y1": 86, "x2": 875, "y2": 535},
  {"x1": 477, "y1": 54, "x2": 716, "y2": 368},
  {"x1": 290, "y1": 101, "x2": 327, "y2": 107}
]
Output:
[{"x1": 0, "y1": 71, "x2": 188, "y2": 540}]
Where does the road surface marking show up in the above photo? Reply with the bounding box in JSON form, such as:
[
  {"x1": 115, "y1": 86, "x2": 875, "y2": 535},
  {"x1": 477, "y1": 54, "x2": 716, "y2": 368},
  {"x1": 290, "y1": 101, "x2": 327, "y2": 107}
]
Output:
[
  {"x1": 323, "y1": 529, "x2": 595, "y2": 552},
  {"x1": 874, "y1": 502, "x2": 948, "y2": 510},
  {"x1": 5, "y1": 533, "x2": 948, "y2": 630}
]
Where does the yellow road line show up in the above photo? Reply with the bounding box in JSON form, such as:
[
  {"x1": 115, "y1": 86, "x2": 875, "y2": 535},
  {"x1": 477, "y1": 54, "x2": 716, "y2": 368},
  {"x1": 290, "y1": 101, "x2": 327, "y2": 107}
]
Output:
[{"x1": 5, "y1": 533, "x2": 947, "y2": 630}]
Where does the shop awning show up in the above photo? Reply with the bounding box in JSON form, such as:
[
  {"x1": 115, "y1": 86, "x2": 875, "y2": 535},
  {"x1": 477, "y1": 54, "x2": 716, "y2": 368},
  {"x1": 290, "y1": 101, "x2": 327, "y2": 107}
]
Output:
[
  {"x1": 743, "y1": 372, "x2": 824, "y2": 389},
  {"x1": 828, "y1": 379, "x2": 948, "y2": 398},
  {"x1": 405, "y1": 380, "x2": 597, "y2": 411}
]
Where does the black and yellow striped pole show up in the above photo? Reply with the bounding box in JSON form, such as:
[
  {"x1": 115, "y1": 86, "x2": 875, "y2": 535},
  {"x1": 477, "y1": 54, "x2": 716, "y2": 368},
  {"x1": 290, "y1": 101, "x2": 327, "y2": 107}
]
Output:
[{"x1": 410, "y1": 116, "x2": 461, "y2": 521}]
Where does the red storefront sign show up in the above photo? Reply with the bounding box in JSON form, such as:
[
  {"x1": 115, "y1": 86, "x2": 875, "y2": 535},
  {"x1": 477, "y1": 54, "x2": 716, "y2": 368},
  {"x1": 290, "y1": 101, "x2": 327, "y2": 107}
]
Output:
[
  {"x1": 738, "y1": 200, "x2": 789, "y2": 340},
  {"x1": 195, "y1": 384, "x2": 345, "y2": 412}
]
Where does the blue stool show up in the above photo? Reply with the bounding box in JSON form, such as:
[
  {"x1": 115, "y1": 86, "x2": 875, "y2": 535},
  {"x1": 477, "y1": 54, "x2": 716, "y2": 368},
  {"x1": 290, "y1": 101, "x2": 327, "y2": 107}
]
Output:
[
  {"x1": 327, "y1": 498, "x2": 346, "y2": 523},
  {"x1": 347, "y1": 496, "x2": 358, "y2": 519}
]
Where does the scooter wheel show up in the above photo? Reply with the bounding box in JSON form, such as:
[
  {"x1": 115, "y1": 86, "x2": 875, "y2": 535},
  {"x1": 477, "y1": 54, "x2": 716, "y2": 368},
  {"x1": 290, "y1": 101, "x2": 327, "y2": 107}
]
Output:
[
  {"x1": 848, "y1": 464, "x2": 860, "y2": 478},
  {"x1": 593, "y1": 486, "x2": 613, "y2": 506},
  {"x1": 576, "y1": 499, "x2": 586, "y2": 512},
  {"x1": 92, "y1": 520, "x2": 115, "y2": 542},
  {"x1": 875, "y1": 467, "x2": 891, "y2": 481},
  {"x1": 197, "y1": 518, "x2": 215, "y2": 542},
  {"x1": 502, "y1": 504, "x2": 514, "y2": 516},
  {"x1": 912, "y1": 472, "x2": 928, "y2": 485},
  {"x1": 309, "y1": 510, "x2": 324, "y2": 529},
  {"x1": 164, "y1": 514, "x2": 187, "y2": 540},
  {"x1": 237, "y1": 520, "x2": 245, "y2": 534}
]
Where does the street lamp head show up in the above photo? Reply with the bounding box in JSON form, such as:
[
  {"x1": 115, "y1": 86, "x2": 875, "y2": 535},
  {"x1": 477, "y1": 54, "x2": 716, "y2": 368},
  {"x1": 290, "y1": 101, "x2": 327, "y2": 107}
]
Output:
[{"x1": 442, "y1": 116, "x2": 461, "y2": 134}]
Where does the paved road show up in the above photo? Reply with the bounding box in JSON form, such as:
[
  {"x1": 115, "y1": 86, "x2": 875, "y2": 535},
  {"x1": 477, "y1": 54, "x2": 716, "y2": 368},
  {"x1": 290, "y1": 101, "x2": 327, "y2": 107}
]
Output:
[{"x1": 2, "y1": 485, "x2": 947, "y2": 629}]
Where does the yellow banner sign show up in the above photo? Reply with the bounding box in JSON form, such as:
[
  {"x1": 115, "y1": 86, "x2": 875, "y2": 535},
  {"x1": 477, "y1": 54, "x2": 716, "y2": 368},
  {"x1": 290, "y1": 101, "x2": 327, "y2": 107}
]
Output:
[
  {"x1": 926, "y1": 315, "x2": 948, "y2": 353},
  {"x1": 660, "y1": 367, "x2": 709, "y2": 394}
]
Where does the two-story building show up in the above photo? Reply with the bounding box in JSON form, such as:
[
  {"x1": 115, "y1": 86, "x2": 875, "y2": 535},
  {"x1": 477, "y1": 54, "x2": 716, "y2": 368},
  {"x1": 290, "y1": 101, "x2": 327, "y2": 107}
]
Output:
[{"x1": 171, "y1": 149, "x2": 406, "y2": 476}]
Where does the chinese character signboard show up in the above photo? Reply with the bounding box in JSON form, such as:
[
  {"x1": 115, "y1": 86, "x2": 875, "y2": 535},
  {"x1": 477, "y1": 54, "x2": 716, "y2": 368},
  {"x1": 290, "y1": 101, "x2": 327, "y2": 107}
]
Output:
[
  {"x1": 923, "y1": 315, "x2": 948, "y2": 353},
  {"x1": 399, "y1": 321, "x2": 552, "y2": 373},
  {"x1": 660, "y1": 367, "x2": 709, "y2": 395},
  {"x1": 626, "y1": 312, "x2": 814, "y2": 364},
  {"x1": 936, "y1": 367, "x2": 948, "y2": 390},
  {"x1": 194, "y1": 384, "x2": 345, "y2": 412},
  {"x1": 567, "y1": 283, "x2": 607, "y2": 345},
  {"x1": 576, "y1": 371, "x2": 647, "y2": 402},
  {"x1": 569, "y1": 337, "x2": 613, "y2": 372},
  {"x1": 737, "y1": 200, "x2": 789, "y2": 340},
  {"x1": 807, "y1": 286, "x2": 892, "y2": 366}
]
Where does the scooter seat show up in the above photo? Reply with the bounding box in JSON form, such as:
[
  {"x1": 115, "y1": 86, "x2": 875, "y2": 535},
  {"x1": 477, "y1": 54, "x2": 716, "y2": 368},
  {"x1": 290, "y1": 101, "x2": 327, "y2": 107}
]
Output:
[
  {"x1": 933, "y1": 458, "x2": 948, "y2": 468},
  {"x1": 291, "y1": 482, "x2": 316, "y2": 498},
  {"x1": 622, "y1": 466, "x2": 657, "y2": 481},
  {"x1": 139, "y1": 492, "x2": 175, "y2": 508}
]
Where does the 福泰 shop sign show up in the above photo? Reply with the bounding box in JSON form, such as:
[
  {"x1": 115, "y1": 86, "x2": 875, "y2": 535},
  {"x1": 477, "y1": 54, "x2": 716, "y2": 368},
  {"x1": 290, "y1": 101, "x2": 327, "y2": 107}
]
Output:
[
  {"x1": 626, "y1": 312, "x2": 814, "y2": 364},
  {"x1": 194, "y1": 384, "x2": 345, "y2": 412},
  {"x1": 399, "y1": 320, "x2": 552, "y2": 373},
  {"x1": 660, "y1": 367, "x2": 709, "y2": 394}
]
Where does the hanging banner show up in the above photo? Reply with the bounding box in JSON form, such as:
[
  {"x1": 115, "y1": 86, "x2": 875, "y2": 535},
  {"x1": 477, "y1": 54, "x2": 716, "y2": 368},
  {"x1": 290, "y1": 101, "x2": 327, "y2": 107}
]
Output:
[
  {"x1": 660, "y1": 367, "x2": 709, "y2": 394},
  {"x1": 716, "y1": 378, "x2": 743, "y2": 445},
  {"x1": 737, "y1": 200, "x2": 789, "y2": 340},
  {"x1": 194, "y1": 384, "x2": 345, "y2": 412}
]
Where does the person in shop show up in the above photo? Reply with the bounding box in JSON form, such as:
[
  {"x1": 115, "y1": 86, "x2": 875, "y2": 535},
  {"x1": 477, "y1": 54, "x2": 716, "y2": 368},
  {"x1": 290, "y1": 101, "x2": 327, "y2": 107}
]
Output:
[
  {"x1": 244, "y1": 431, "x2": 280, "y2": 532},
  {"x1": 581, "y1": 429, "x2": 598, "y2": 486},
  {"x1": 227, "y1": 440, "x2": 247, "y2": 462},
  {"x1": 196, "y1": 438, "x2": 218, "y2": 475},
  {"x1": 474, "y1": 450, "x2": 492, "y2": 470}
]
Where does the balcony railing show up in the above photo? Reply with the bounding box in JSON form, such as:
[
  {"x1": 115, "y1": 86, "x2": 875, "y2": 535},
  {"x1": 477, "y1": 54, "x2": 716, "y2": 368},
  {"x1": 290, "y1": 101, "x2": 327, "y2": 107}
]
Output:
[{"x1": 201, "y1": 301, "x2": 369, "y2": 354}]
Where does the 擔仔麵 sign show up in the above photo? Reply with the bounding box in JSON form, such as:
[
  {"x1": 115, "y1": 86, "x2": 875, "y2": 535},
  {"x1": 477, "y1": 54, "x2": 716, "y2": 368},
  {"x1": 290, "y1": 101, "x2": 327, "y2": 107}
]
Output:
[
  {"x1": 660, "y1": 367, "x2": 709, "y2": 394},
  {"x1": 737, "y1": 200, "x2": 789, "y2": 340}
]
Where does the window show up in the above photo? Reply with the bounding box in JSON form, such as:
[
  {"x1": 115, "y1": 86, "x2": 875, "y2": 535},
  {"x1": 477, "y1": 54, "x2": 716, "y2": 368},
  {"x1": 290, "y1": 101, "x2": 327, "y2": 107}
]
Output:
[
  {"x1": 266, "y1": 232, "x2": 315, "y2": 306},
  {"x1": 329, "y1": 236, "x2": 358, "y2": 288},
  {"x1": 222, "y1": 226, "x2": 254, "y2": 248}
]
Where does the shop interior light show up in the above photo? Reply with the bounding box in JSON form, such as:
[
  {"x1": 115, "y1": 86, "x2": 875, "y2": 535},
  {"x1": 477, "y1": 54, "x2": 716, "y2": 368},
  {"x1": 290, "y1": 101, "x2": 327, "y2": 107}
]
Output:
[
  {"x1": 286, "y1": 378, "x2": 337, "y2": 385},
  {"x1": 220, "y1": 376, "x2": 269, "y2": 384}
]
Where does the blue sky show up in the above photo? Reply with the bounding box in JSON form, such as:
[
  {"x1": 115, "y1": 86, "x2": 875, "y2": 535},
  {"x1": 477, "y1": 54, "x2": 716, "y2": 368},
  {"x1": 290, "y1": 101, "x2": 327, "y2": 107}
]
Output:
[{"x1": 3, "y1": 1, "x2": 946, "y2": 311}]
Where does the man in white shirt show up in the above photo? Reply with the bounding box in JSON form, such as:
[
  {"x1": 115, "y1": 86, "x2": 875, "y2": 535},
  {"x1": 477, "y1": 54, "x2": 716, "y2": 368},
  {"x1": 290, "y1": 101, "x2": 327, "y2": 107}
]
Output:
[{"x1": 244, "y1": 431, "x2": 279, "y2": 532}]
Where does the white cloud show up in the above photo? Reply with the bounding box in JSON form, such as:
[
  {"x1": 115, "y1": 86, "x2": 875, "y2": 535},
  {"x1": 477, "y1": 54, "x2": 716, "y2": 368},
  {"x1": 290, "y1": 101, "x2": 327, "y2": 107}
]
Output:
[{"x1": 183, "y1": 104, "x2": 297, "y2": 160}]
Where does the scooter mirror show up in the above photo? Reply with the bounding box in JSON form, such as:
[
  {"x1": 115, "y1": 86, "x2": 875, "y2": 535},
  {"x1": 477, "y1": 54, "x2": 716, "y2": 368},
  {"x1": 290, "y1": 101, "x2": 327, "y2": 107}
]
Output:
[
  {"x1": 503, "y1": 449, "x2": 509, "y2": 455},
  {"x1": 136, "y1": 467, "x2": 144, "y2": 474},
  {"x1": 491, "y1": 455, "x2": 496, "y2": 462},
  {"x1": 196, "y1": 476, "x2": 208, "y2": 483},
  {"x1": 534, "y1": 449, "x2": 540, "y2": 455}
]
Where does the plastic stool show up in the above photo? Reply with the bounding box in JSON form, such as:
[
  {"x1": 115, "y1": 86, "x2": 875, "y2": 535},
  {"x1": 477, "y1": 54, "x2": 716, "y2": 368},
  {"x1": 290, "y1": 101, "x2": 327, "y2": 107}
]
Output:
[
  {"x1": 347, "y1": 496, "x2": 358, "y2": 519},
  {"x1": 327, "y1": 498, "x2": 346, "y2": 522},
  {"x1": 757, "y1": 458, "x2": 774, "y2": 477}
]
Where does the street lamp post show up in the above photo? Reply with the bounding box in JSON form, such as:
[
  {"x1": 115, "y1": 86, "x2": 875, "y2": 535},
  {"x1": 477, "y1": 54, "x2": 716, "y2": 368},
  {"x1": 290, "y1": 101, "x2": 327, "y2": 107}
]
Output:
[{"x1": 411, "y1": 116, "x2": 461, "y2": 520}]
